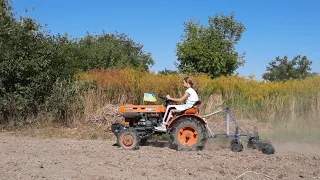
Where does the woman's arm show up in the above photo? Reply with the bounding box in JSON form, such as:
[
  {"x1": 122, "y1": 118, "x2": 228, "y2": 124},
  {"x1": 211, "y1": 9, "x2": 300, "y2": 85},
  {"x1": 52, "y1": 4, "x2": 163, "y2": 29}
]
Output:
[{"x1": 166, "y1": 93, "x2": 189, "y2": 102}]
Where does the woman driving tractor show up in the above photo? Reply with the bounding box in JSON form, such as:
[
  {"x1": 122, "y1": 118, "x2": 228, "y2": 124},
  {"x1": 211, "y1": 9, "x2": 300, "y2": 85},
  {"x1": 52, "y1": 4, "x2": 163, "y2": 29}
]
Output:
[{"x1": 155, "y1": 76, "x2": 199, "y2": 132}]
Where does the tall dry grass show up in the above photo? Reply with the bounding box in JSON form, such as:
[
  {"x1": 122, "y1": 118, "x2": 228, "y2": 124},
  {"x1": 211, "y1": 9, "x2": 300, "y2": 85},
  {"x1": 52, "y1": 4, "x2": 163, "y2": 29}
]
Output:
[{"x1": 70, "y1": 68, "x2": 320, "y2": 139}]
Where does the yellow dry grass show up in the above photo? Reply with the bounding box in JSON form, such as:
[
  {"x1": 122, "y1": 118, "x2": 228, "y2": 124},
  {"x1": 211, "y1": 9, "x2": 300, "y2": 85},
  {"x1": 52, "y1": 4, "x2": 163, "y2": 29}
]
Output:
[{"x1": 6, "y1": 68, "x2": 319, "y2": 141}]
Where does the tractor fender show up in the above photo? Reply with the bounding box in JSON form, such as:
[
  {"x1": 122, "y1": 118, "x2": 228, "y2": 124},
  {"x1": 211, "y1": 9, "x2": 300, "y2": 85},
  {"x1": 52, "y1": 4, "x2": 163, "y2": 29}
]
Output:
[{"x1": 167, "y1": 114, "x2": 206, "y2": 130}]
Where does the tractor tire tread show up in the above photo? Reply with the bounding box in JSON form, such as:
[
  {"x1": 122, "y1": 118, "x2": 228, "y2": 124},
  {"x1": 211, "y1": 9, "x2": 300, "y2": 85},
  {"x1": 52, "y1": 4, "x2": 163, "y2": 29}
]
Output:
[
  {"x1": 117, "y1": 128, "x2": 140, "y2": 150},
  {"x1": 169, "y1": 117, "x2": 207, "y2": 151}
]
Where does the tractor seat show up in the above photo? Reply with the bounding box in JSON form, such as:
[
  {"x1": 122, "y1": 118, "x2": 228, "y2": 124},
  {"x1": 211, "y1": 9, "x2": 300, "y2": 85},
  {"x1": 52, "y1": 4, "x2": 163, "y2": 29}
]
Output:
[
  {"x1": 172, "y1": 101, "x2": 201, "y2": 116},
  {"x1": 184, "y1": 100, "x2": 201, "y2": 114}
]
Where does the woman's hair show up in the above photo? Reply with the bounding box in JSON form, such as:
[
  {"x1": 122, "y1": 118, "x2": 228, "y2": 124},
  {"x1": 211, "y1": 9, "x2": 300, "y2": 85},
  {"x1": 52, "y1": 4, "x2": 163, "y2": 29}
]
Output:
[{"x1": 184, "y1": 76, "x2": 194, "y2": 88}]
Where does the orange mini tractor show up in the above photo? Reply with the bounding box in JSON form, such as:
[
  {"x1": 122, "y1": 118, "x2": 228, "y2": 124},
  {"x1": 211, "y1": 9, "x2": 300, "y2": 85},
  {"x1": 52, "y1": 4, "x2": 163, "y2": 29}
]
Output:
[{"x1": 111, "y1": 95, "x2": 275, "y2": 154}]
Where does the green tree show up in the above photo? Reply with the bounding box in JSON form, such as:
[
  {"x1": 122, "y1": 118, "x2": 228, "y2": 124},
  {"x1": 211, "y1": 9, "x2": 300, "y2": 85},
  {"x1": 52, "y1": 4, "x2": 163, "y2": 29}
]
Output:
[
  {"x1": 0, "y1": 5, "x2": 67, "y2": 122},
  {"x1": 158, "y1": 68, "x2": 179, "y2": 75},
  {"x1": 74, "y1": 32, "x2": 154, "y2": 71},
  {"x1": 175, "y1": 12, "x2": 246, "y2": 78},
  {"x1": 0, "y1": 0, "x2": 154, "y2": 123},
  {"x1": 262, "y1": 55, "x2": 314, "y2": 82}
]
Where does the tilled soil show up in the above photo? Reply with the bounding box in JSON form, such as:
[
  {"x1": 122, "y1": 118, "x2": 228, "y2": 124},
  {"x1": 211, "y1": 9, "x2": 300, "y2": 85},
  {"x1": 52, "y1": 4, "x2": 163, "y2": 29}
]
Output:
[{"x1": 1, "y1": 133, "x2": 320, "y2": 180}]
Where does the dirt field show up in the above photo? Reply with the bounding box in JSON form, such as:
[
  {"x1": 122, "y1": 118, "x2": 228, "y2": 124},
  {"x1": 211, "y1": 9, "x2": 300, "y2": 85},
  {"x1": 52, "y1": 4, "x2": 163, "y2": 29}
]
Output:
[{"x1": 0, "y1": 133, "x2": 319, "y2": 180}]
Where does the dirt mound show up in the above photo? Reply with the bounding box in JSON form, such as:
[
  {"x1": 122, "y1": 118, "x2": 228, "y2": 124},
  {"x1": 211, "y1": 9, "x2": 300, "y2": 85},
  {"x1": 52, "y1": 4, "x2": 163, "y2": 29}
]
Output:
[{"x1": 1, "y1": 133, "x2": 319, "y2": 180}]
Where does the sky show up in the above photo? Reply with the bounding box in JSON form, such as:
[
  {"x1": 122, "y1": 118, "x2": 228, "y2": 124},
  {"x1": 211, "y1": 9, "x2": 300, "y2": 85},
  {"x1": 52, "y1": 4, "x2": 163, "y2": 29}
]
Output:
[{"x1": 11, "y1": 0, "x2": 320, "y2": 80}]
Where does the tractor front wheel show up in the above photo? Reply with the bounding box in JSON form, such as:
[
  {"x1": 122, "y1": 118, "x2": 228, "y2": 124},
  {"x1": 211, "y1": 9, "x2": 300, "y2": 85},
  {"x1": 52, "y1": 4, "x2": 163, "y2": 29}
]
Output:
[
  {"x1": 170, "y1": 118, "x2": 207, "y2": 151},
  {"x1": 117, "y1": 128, "x2": 140, "y2": 150}
]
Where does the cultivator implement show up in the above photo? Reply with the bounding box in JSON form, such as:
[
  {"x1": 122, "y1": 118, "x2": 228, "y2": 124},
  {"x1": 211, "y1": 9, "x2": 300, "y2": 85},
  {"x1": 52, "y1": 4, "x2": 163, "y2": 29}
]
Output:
[{"x1": 203, "y1": 107, "x2": 275, "y2": 154}]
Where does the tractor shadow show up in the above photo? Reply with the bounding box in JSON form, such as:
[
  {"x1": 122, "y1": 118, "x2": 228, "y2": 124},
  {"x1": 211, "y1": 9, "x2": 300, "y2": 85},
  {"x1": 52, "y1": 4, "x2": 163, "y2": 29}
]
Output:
[
  {"x1": 141, "y1": 140, "x2": 170, "y2": 148},
  {"x1": 111, "y1": 140, "x2": 170, "y2": 149}
]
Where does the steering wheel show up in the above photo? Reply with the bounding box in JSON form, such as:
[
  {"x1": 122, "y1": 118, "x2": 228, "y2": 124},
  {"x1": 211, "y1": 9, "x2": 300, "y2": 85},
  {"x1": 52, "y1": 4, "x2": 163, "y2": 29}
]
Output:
[
  {"x1": 158, "y1": 95, "x2": 169, "y2": 101},
  {"x1": 158, "y1": 95, "x2": 175, "y2": 108}
]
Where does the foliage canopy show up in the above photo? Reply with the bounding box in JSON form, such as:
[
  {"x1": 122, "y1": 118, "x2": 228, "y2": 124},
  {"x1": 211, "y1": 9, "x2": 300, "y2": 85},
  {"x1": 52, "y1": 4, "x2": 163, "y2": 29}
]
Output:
[
  {"x1": 175, "y1": 12, "x2": 246, "y2": 78},
  {"x1": 262, "y1": 55, "x2": 315, "y2": 82},
  {"x1": 0, "y1": 0, "x2": 154, "y2": 123}
]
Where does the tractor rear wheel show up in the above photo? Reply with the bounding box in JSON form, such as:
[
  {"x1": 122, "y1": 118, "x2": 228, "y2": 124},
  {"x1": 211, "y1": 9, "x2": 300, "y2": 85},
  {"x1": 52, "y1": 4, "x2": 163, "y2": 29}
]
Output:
[
  {"x1": 170, "y1": 118, "x2": 207, "y2": 151},
  {"x1": 117, "y1": 128, "x2": 140, "y2": 150}
]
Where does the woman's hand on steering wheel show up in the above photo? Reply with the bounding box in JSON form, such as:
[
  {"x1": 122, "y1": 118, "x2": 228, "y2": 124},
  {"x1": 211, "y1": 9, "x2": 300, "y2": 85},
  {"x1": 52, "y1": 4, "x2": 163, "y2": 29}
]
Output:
[
  {"x1": 166, "y1": 94, "x2": 171, "y2": 100},
  {"x1": 158, "y1": 94, "x2": 174, "y2": 102}
]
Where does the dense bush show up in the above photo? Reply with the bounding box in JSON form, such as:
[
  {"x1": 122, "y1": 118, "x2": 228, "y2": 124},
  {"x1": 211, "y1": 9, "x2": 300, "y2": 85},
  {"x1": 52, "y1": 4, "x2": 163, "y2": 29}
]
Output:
[{"x1": 0, "y1": 0, "x2": 154, "y2": 124}]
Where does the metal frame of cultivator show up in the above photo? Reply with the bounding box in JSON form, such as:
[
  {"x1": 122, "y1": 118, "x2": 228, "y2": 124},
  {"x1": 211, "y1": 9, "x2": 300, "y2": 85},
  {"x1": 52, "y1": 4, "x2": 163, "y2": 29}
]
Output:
[{"x1": 203, "y1": 107, "x2": 275, "y2": 154}]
